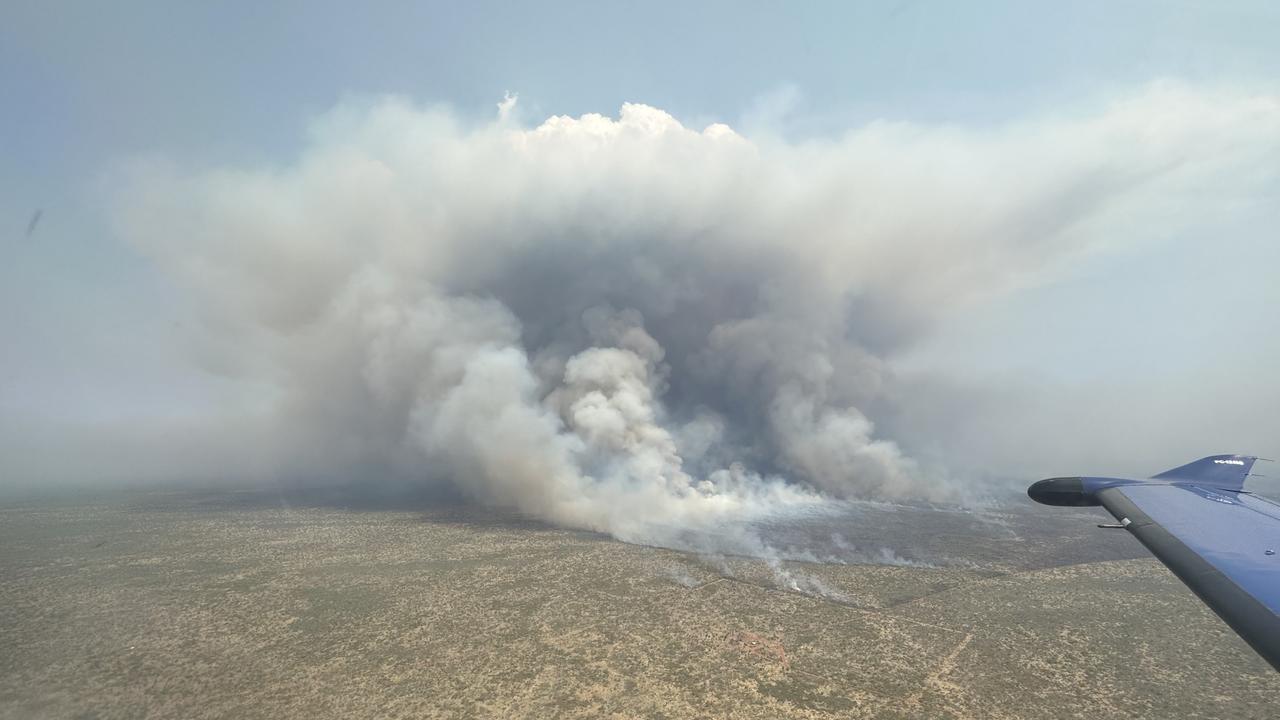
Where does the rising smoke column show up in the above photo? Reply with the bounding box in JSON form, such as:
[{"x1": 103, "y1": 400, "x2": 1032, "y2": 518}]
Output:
[{"x1": 113, "y1": 83, "x2": 1280, "y2": 541}]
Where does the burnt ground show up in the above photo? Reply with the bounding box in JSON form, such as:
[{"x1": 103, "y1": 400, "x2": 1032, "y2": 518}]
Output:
[{"x1": 2, "y1": 489, "x2": 1277, "y2": 719}]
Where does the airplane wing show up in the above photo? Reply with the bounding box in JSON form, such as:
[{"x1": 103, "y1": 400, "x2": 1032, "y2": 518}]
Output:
[{"x1": 1029, "y1": 454, "x2": 1280, "y2": 670}]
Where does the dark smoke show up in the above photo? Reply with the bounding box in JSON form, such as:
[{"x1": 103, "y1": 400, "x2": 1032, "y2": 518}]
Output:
[{"x1": 106, "y1": 84, "x2": 1280, "y2": 544}]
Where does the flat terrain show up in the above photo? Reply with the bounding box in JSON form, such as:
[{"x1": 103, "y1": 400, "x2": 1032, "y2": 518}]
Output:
[{"x1": 2, "y1": 490, "x2": 1277, "y2": 719}]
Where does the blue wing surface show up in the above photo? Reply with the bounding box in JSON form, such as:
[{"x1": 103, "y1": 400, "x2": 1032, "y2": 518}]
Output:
[{"x1": 1097, "y1": 482, "x2": 1280, "y2": 669}]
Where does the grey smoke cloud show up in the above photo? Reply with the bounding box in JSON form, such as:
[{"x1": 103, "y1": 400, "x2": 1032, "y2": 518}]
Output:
[{"x1": 108, "y1": 82, "x2": 1280, "y2": 543}]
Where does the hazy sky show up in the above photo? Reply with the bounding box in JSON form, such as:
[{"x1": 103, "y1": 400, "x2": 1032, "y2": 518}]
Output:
[{"x1": 3, "y1": 1, "x2": 1279, "y2": 490}]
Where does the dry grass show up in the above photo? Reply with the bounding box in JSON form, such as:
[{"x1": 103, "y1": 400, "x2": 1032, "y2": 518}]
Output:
[{"x1": 1, "y1": 491, "x2": 1276, "y2": 719}]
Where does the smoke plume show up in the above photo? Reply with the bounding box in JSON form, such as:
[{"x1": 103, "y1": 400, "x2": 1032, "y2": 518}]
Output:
[{"x1": 111, "y1": 83, "x2": 1280, "y2": 543}]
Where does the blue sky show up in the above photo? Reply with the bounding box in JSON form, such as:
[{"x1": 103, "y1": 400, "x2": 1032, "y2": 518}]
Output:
[{"x1": 3, "y1": 1, "x2": 1279, "y2": 486}]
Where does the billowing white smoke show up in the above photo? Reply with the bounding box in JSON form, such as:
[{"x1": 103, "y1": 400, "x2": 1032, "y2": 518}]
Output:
[{"x1": 113, "y1": 82, "x2": 1280, "y2": 542}]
